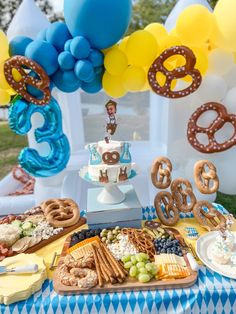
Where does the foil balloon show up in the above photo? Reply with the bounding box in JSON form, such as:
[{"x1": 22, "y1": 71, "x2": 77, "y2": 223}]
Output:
[
  {"x1": 64, "y1": 0, "x2": 132, "y2": 49},
  {"x1": 8, "y1": 97, "x2": 70, "y2": 177}
]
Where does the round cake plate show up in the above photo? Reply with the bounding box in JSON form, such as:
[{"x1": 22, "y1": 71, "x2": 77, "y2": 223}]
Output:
[
  {"x1": 79, "y1": 164, "x2": 138, "y2": 204},
  {"x1": 196, "y1": 231, "x2": 236, "y2": 279}
]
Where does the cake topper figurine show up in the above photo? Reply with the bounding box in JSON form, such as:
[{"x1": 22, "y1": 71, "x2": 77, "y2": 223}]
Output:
[{"x1": 104, "y1": 100, "x2": 117, "y2": 143}]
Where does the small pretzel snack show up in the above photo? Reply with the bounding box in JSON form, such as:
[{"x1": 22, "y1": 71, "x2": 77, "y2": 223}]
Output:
[
  {"x1": 151, "y1": 156, "x2": 172, "y2": 189},
  {"x1": 171, "y1": 178, "x2": 196, "y2": 213},
  {"x1": 148, "y1": 46, "x2": 202, "y2": 99},
  {"x1": 102, "y1": 151, "x2": 120, "y2": 165},
  {"x1": 194, "y1": 160, "x2": 219, "y2": 194},
  {"x1": 187, "y1": 102, "x2": 236, "y2": 153},
  {"x1": 193, "y1": 201, "x2": 226, "y2": 231},
  {"x1": 4, "y1": 55, "x2": 51, "y2": 106},
  {"x1": 40, "y1": 198, "x2": 80, "y2": 228},
  {"x1": 154, "y1": 191, "x2": 180, "y2": 226}
]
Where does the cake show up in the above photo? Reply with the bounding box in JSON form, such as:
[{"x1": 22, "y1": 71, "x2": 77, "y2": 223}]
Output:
[
  {"x1": 86, "y1": 140, "x2": 134, "y2": 183},
  {"x1": 211, "y1": 240, "x2": 232, "y2": 265}
]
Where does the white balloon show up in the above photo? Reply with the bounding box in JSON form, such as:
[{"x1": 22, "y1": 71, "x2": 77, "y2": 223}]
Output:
[
  {"x1": 208, "y1": 49, "x2": 234, "y2": 76},
  {"x1": 223, "y1": 87, "x2": 236, "y2": 113},
  {"x1": 197, "y1": 74, "x2": 227, "y2": 103},
  {"x1": 223, "y1": 65, "x2": 236, "y2": 89}
]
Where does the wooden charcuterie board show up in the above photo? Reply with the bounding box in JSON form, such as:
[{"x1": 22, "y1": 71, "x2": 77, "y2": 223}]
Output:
[
  {"x1": 53, "y1": 234, "x2": 198, "y2": 294},
  {"x1": 25, "y1": 217, "x2": 87, "y2": 254}
]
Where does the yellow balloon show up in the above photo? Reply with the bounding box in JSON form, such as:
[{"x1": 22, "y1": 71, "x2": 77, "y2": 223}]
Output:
[
  {"x1": 12, "y1": 68, "x2": 22, "y2": 82},
  {"x1": 155, "y1": 72, "x2": 177, "y2": 90},
  {"x1": 119, "y1": 36, "x2": 129, "y2": 52},
  {"x1": 191, "y1": 47, "x2": 209, "y2": 75},
  {"x1": 103, "y1": 72, "x2": 127, "y2": 98},
  {"x1": 213, "y1": 0, "x2": 236, "y2": 51},
  {"x1": 145, "y1": 23, "x2": 168, "y2": 42},
  {"x1": 0, "y1": 89, "x2": 11, "y2": 105},
  {"x1": 104, "y1": 48, "x2": 128, "y2": 76},
  {"x1": 159, "y1": 35, "x2": 182, "y2": 52},
  {"x1": 126, "y1": 30, "x2": 158, "y2": 67},
  {"x1": 122, "y1": 66, "x2": 146, "y2": 92},
  {"x1": 176, "y1": 5, "x2": 213, "y2": 46},
  {"x1": 0, "y1": 31, "x2": 9, "y2": 57},
  {"x1": 102, "y1": 44, "x2": 118, "y2": 55}
]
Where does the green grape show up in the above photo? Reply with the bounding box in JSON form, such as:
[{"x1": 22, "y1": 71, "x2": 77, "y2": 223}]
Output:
[
  {"x1": 121, "y1": 255, "x2": 131, "y2": 263},
  {"x1": 131, "y1": 256, "x2": 137, "y2": 265},
  {"x1": 138, "y1": 253, "x2": 149, "y2": 260},
  {"x1": 124, "y1": 261, "x2": 132, "y2": 269},
  {"x1": 139, "y1": 267, "x2": 148, "y2": 274},
  {"x1": 145, "y1": 263, "x2": 153, "y2": 272},
  {"x1": 151, "y1": 264, "x2": 158, "y2": 275},
  {"x1": 135, "y1": 253, "x2": 144, "y2": 262},
  {"x1": 129, "y1": 266, "x2": 138, "y2": 277},
  {"x1": 136, "y1": 262, "x2": 145, "y2": 269},
  {"x1": 138, "y1": 273, "x2": 151, "y2": 283}
]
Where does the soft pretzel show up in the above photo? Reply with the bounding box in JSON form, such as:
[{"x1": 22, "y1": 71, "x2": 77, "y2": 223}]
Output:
[
  {"x1": 193, "y1": 201, "x2": 227, "y2": 231},
  {"x1": 151, "y1": 156, "x2": 172, "y2": 189},
  {"x1": 194, "y1": 160, "x2": 219, "y2": 194},
  {"x1": 40, "y1": 198, "x2": 80, "y2": 228},
  {"x1": 171, "y1": 178, "x2": 196, "y2": 213},
  {"x1": 154, "y1": 191, "x2": 180, "y2": 226}
]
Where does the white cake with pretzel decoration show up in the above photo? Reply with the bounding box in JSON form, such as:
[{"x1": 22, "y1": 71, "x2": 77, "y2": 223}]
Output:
[{"x1": 85, "y1": 140, "x2": 134, "y2": 183}]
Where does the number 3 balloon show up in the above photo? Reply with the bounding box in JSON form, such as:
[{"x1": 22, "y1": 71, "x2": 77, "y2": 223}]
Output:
[{"x1": 8, "y1": 97, "x2": 70, "y2": 177}]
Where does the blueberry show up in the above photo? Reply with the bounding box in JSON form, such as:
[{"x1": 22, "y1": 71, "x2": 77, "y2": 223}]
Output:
[
  {"x1": 167, "y1": 249, "x2": 171, "y2": 253},
  {"x1": 161, "y1": 249, "x2": 166, "y2": 253},
  {"x1": 78, "y1": 234, "x2": 85, "y2": 240}
]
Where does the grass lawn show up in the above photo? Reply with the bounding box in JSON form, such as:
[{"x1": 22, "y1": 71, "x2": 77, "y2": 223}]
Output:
[{"x1": 0, "y1": 122, "x2": 235, "y2": 216}]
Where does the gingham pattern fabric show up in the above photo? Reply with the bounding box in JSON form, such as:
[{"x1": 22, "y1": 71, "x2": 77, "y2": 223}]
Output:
[{"x1": 1, "y1": 204, "x2": 235, "y2": 314}]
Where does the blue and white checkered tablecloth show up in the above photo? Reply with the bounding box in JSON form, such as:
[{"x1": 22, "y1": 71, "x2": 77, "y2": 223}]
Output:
[{"x1": 1, "y1": 204, "x2": 236, "y2": 314}]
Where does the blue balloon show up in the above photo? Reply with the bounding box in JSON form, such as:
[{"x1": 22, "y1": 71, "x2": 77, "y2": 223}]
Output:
[
  {"x1": 9, "y1": 36, "x2": 32, "y2": 56},
  {"x1": 26, "y1": 71, "x2": 44, "y2": 99},
  {"x1": 74, "y1": 60, "x2": 94, "y2": 82},
  {"x1": 58, "y1": 51, "x2": 76, "y2": 71},
  {"x1": 52, "y1": 69, "x2": 81, "y2": 93},
  {"x1": 64, "y1": 39, "x2": 72, "y2": 51},
  {"x1": 88, "y1": 49, "x2": 104, "y2": 67},
  {"x1": 8, "y1": 98, "x2": 70, "y2": 177},
  {"x1": 64, "y1": 0, "x2": 132, "y2": 49},
  {"x1": 46, "y1": 22, "x2": 72, "y2": 52},
  {"x1": 36, "y1": 29, "x2": 47, "y2": 41},
  {"x1": 94, "y1": 66, "x2": 104, "y2": 75},
  {"x1": 81, "y1": 73, "x2": 103, "y2": 93},
  {"x1": 70, "y1": 36, "x2": 91, "y2": 59},
  {"x1": 25, "y1": 40, "x2": 59, "y2": 75}
]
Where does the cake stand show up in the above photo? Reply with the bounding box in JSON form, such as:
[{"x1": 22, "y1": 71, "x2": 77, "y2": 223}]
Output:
[{"x1": 79, "y1": 163, "x2": 138, "y2": 204}]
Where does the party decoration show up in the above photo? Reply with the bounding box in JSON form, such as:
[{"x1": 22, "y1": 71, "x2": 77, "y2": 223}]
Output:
[
  {"x1": 122, "y1": 66, "x2": 146, "y2": 92},
  {"x1": 145, "y1": 23, "x2": 168, "y2": 42},
  {"x1": 4, "y1": 56, "x2": 51, "y2": 106},
  {"x1": 81, "y1": 72, "x2": 103, "y2": 94},
  {"x1": 8, "y1": 97, "x2": 70, "y2": 177},
  {"x1": 208, "y1": 49, "x2": 234, "y2": 76},
  {"x1": 74, "y1": 60, "x2": 94, "y2": 82},
  {"x1": 104, "y1": 48, "x2": 128, "y2": 76},
  {"x1": 102, "y1": 72, "x2": 127, "y2": 98},
  {"x1": 148, "y1": 46, "x2": 202, "y2": 98},
  {"x1": 126, "y1": 30, "x2": 158, "y2": 67},
  {"x1": 64, "y1": 0, "x2": 132, "y2": 49},
  {"x1": 197, "y1": 74, "x2": 227, "y2": 103},
  {"x1": 46, "y1": 22, "x2": 72, "y2": 52},
  {"x1": 58, "y1": 51, "x2": 76, "y2": 71},
  {"x1": 213, "y1": 0, "x2": 236, "y2": 51},
  {"x1": 187, "y1": 102, "x2": 236, "y2": 153},
  {"x1": 224, "y1": 87, "x2": 236, "y2": 114},
  {"x1": 70, "y1": 36, "x2": 91, "y2": 60},
  {"x1": 175, "y1": 5, "x2": 213, "y2": 46},
  {"x1": 25, "y1": 40, "x2": 59, "y2": 76},
  {"x1": 9, "y1": 36, "x2": 32, "y2": 56},
  {"x1": 52, "y1": 70, "x2": 81, "y2": 93}
]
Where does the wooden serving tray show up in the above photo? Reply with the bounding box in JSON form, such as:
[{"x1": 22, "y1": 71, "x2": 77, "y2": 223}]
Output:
[
  {"x1": 25, "y1": 217, "x2": 86, "y2": 254},
  {"x1": 53, "y1": 234, "x2": 198, "y2": 294}
]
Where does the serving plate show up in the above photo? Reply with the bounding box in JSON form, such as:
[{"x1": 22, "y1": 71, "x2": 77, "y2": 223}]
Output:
[{"x1": 196, "y1": 231, "x2": 236, "y2": 279}]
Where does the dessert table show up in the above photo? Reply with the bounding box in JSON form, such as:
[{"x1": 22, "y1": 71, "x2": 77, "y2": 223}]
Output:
[{"x1": 1, "y1": 205, "x2": 236, "y2": 314}]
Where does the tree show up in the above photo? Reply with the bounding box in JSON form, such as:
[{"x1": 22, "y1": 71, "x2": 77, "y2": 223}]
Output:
[
  {"x1": 0, "y1": 0, "x2": 58, "y2": 32},
  {"x1": 127, "y1": 0, "x2": 177, "y2": 34}
]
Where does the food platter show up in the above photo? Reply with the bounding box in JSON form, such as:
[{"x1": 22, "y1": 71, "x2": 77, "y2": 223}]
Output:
[
  {"x1": 53, "y1": 228, "x2": 198, "y2": 295},
  {"x1": 196, "y1": 231, "x2": 236, "y2": 280}
]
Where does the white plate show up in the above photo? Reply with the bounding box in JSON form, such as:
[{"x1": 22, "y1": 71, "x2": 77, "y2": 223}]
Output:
[{"x1": 196, "y1": 231, "x2": 236, "y2": 280}]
